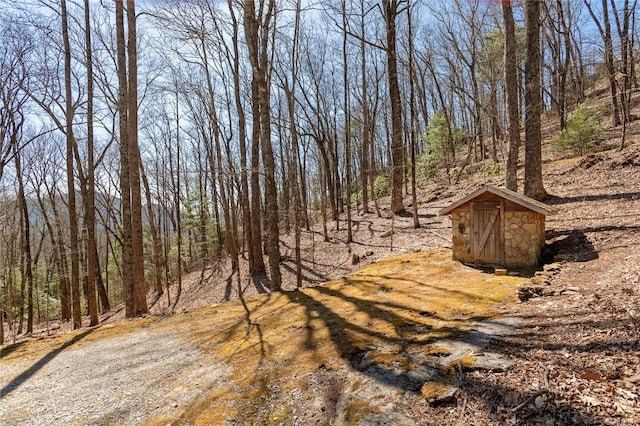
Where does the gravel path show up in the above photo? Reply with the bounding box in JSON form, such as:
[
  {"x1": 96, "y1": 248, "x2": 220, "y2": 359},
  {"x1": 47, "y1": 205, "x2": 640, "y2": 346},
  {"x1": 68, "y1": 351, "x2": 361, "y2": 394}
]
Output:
[{"x1": 0, "y1": 328, "x2": 225, "y2": 425}]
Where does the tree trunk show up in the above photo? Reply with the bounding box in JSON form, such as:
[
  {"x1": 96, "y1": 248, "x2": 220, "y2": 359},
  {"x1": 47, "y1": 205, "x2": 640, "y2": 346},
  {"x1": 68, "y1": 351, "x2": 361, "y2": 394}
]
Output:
[
  {"x1": 171, "y1": 92, "x2": 183, "y2": 305},
  {"x1": 383, "y1": 0, "x2": 405, "y2": 215},
  {"x1": 94, "y1": 246, "x2": 110, "y2": 313},
  {"x1": 524, "y1": 0, "x2": 548, "y2": 200},
  {"x1": 503, "y1": 0, "x2": 521, "y2": 192},
  {"x1": 407, "y1": 4, "x2": 420, "y2": 229},
  {"x1": 360, "y1": 0, "x2": 370, "y2": 215},
  {"x1": 342, "y1": 0, "x2": 353, "y2": 243},
  {"x1": 285, "y1": 0, "x2": 303, "y2": 287},
  {"x1": 584, "y1": 0, "x2": 621, "y2": 126},
  {"x1": 61, "y1": 0, "x2": 82, "y2": 329},
  {"x1": 199, "y1": 34, "x2": 239, "y2": 272},
  {"x1": 126, "y1": 0, "x2": 148, "y2": 316},
  {"x1": 49, "y1": 190, "x2": 71, "y2": 320},
  {"x1": 249, "y1": 86, "x2": 265, "y2": 275},
  {"x1": 84, "y1": 0, "x2": 99, "y2": 326},
  {"x1": 14, "y1": 149, "x2": 33, "y2": 333},
  {"x1": 244, "y1": 0, "x2": 281, "y2": 290},
  {"x1": 115, "y1": 0, "x2": 134, "y2": 318},
  {"x1": 0, "y1": 293, "x2": 3, "y2": 344},
  {"x1": 227, "y1": 1, "x2": 255, "y2": 271},
  {"x1": 319, "y1": 165, "x2": 329, "y2": 242},
  {"x1": 141, "y1": 161, "x2": 164, "y2": 297},
  {"x1": 611, "y1": 0, "x2": 633, "y2": 125}
]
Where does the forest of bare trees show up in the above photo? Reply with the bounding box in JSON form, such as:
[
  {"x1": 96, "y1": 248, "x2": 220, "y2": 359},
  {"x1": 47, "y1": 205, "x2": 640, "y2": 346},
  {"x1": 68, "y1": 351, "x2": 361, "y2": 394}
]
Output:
[{"x1": 0, "y1": 0, "x2": 637, "y2": 342}]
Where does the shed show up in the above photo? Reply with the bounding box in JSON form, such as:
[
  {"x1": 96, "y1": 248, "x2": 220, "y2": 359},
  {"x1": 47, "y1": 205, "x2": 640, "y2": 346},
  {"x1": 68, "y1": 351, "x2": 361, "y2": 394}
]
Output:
[{"x1": 439, "y1": 185, "x2": 558, "y2": 268}]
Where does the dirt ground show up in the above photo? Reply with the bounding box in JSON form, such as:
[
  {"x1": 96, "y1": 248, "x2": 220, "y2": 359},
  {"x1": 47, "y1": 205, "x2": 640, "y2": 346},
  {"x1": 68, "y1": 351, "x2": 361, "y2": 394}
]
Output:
[
  {"x1": 1, "y1": 140, "x2": 640, "y2": 425},
  {"x1": 416, "y1": 145, "x2": 640, "y2": 425}
]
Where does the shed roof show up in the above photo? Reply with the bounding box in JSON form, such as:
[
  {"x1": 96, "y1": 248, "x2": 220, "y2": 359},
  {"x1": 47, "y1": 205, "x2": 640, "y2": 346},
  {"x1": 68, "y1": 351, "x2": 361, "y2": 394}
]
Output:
[{"x1": 439, "y1": 185, "x2": 558, "y2": 216}]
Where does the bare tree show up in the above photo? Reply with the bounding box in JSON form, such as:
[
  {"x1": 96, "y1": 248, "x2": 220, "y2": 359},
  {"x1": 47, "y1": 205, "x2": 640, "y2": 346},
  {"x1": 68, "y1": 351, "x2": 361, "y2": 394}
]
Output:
[
  {"x1": 503, "y1": 0, "x2": 521, "y2": 191},
  {"x1": 277, "y1": 0, "x2": 304, "y2": 286},
  {"x1": 407, "y1": 3, "x2": 419, "y2": 228},
  {"x1": 13, "y1": 141, "x2": 34, "y2": 333},
  {"x1": 0, "y1": 18, "x2": 32, "y2": 182},
  {"x1": 61, "y1": 0, "x2": 83, "y2": 329},
  {"x1": 116, "y1": 0, "x2": 147, "y2": 317},
  {"x1": 382, "y1": 0, "x2": 407, "y2": 215},
  {"x1": 226, "y1": 0, "x2": 260, "y2": 273},
  {"x1": 524, "y1": 0, "x2": 547, "y2": 200},
  {"x1": 82, "y1": 0, "x2": 99, "y2": 325},
  {"x1": 584, "y1": 0, "x2": 621, "y2": 126},
  {"x1": 341, "y1": 0, "x2": 353, "y2": 242},
  {"x1": 244, "y1": 0, "x2": 282, "y2": 290},
  {"x1": 609, "y1": 0, "x2": 638, "y2": 149}
]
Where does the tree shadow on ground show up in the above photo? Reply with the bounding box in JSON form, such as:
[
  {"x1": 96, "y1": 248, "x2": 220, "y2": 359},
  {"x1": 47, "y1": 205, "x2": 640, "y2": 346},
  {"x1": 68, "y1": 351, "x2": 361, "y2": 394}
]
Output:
[
  {"x1": 544, "y1": 229, "x2": 598, "y2": 262},
  {"x1": 0, "y1": 328, "x2": 94, "y2": 399},
  {"x1": 280, "y1": 259, "x2": 328, "y2": 283},
  {"x1": 250, "y1": 271, "x2": 270, "y2": 294},
  {"x1": 279, "y1": 274, "x2": 515, "y2": 393},
  {"x1": 278, "y1": 283, "x2": 603, "y2": 424},
  {"x1": 200, "y1": 250, "x2": 609, "y2": 424},
  {"x1": 222, "y1": 272, "x2": 235, "y2": 301},
  {"x1": 459, "y1": 375, "x2": 601, "y2": 425},
  {"x1": 283, "y1": 286, "x2": 452, "y2": 392},
  {"x1": 478, "y1": 311, "x2": 638, "y2": 424},
  {"x1": 546, "y1": 192, "x2": 640, "y2": 205},
  {"x1": 498, "y1": 317, "x2": 638, "y2": 355},
  {"x1": 0, "y1": 341, "x2": 28, "y2": 359}
]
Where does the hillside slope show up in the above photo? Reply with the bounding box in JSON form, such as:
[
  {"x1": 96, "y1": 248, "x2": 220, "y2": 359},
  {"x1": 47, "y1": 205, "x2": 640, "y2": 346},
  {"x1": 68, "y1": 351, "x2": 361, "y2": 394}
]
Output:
[
  {"x1": 2, "y1": 81, "x2": 640, "y2": 424},
  {"x1": 1, "y1": 142, "x2": 639, "y2": 425}
]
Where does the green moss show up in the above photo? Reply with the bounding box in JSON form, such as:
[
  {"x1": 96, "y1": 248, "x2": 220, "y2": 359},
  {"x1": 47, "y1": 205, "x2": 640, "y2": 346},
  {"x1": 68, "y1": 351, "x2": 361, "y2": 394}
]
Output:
[{"x1": 3, "y1": 249, "x2": 528, "y2": 424}]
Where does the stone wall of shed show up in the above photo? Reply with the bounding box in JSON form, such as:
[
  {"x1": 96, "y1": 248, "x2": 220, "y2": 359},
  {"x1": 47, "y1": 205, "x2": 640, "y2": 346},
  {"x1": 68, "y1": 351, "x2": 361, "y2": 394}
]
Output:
[
  {"x1": 504, "y1": 211, "x2": 545, "y2": 267},
  {"x1": 451, "y1": 209, "x2": 473, "y2": 263}
]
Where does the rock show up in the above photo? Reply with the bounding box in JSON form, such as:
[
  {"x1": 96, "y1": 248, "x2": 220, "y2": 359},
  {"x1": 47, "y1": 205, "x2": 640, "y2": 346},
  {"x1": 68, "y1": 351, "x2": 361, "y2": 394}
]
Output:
[
  {"x1": 421, "y1": 378, "x2": 460, "y2": 405},
  {"x1": 554, "y1": 254, "x2": 570, "y2": 262},
  {"x1": 518, "y1": 285, "x2": 544, "y2": 301},
  {"x1": 380, "y1": 230, "x2": 394, "y2": 238},
  {"x1": 531, "y1": 275, "x2": 550, "y2": 286},
  {"x1": 351, "y1": 254, "x2": 361, "y2": 265},
  {"x1": 543, "y1": 263, "x2": 562, "y2": 273},
  {"x1": 460, "y1": 352, "x2": 515, "y2": 372}
]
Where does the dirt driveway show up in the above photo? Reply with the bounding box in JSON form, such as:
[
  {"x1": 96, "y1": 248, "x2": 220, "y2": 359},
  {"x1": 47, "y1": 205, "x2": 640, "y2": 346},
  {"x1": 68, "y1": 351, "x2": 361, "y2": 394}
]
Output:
[{"x1": 0, "y1": 326, "x2": 225, "y2": 425}]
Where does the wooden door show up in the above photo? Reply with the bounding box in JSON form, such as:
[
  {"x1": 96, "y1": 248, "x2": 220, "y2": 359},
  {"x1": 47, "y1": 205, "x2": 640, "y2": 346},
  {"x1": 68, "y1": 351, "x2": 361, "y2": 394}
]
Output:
[{"x1": 471, "y1": 200, "x2": 503, "y2": 265}]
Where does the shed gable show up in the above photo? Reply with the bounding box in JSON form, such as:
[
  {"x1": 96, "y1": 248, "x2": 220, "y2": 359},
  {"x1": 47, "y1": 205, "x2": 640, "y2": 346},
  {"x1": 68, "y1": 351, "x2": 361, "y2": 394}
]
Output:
[{"x1": 439, "y1": 186, "x2": 558, "y2": 216}]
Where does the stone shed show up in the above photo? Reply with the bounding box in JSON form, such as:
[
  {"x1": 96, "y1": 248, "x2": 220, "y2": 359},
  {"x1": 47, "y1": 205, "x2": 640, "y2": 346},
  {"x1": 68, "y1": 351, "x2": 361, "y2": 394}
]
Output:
[{"x1": 439, "y1": 186, "x2": 558, "y2": 268}]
